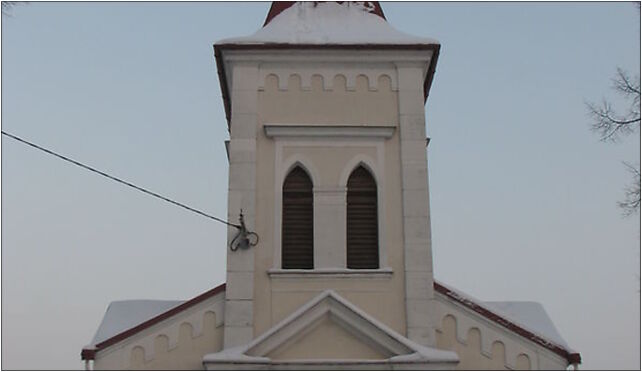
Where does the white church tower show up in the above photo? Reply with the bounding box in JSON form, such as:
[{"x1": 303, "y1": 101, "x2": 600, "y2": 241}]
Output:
[
  {"x1": 81, "y1": 3, "x2": 581, "y2": 370},
  {"x1": 209, "y1": 1, "x2": 455, "y2": 368}
]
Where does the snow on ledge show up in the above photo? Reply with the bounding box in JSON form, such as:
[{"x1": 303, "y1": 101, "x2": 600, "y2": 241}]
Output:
[
  {"x1": 203, "y1": 289, "x2": 458, "y2": 366},
  {"x1": 218, "y1": 2, "x2": 439, "y2": 46}
]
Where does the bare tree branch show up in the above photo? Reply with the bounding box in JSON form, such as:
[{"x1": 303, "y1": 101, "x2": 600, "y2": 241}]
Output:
[
  {"x1": 618, "y1": 162, "x2": 641, "y2": 217},
  {"x1": 2, "y1": 2, "x2": 17, "y2": 16},
  {"x1": 587, "y1": 68, "x2": 641, "y2": 143},
  {"x1": 586, "y1": 100, "x2": 639, "y2": 142},
  {"x1": 587, "y1": 68, "x2": 641, "y2": 217},
  {"x1": 2, "y1": 2, "x2": 26, "y2": 16},
  {"x1": 613, "y1": 68, "x2": 641, "y2": 96}
]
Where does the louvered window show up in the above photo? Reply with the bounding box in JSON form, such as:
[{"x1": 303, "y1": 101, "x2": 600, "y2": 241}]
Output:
[
  {"x1": 347, "y1": 166, "x2": 379, "y2": 269},
  {"x1": 282, "y1": 166, "x2": 314, "y2": 269}
]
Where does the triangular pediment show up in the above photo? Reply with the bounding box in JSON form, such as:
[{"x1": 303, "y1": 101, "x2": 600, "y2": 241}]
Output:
[
  {"x1": 203, "y1": 290, "x2": 458, "y2": 369},
  {"x1": 266, "y1": 314, "x2": 389, "y2": 360}
]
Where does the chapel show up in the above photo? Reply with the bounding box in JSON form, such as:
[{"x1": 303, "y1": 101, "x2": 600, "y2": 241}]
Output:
[{"x1": 80, "y1": 2, "x2": 581, "y2": 370}]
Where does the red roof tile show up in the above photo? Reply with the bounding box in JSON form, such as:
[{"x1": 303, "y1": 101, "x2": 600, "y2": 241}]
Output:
[{"x1": 263, "y1": 1, "x2": 387, "y2": 27}]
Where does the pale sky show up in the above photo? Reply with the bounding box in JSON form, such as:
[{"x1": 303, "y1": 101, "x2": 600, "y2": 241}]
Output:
[{"x1": 1, "y1": 2, "x2": 640, "y2": 370}]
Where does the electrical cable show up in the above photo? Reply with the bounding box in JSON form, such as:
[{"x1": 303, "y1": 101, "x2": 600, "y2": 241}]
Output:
[{"x1": 1, "y1": 130, "x2": 241, "y2": 229}]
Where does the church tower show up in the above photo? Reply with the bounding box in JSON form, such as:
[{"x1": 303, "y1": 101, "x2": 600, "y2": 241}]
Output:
[
  {"x1": 210, "y1": 2, "x2": 452, "y2": 367},
  {"x1": 81, "y1": 3, "x2": 581, "y2": 370}
]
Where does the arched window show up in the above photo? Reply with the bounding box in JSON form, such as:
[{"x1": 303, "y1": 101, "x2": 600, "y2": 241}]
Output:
[
  {"x1": 282, "y1": 166, "x2": 313, "y2": 269},
  {"x1": 346, "y1": 166, "x2": 379, "y2": 269}
]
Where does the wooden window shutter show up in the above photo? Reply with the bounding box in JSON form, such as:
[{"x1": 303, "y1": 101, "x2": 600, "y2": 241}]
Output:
[
  {"x1": 282, "y1": 166, "x2": 314, "y2": 269},
  {"x1": 347, "y1": 166, "x2": 379, "y2": 269}
]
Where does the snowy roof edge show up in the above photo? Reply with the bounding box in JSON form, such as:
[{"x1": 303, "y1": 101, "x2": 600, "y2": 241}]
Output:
[
  {"x1": 89, "y1": 300, "x2": 184, "y2": 346},
  {"x1": 433, "y1": 281, "x2": 581, "y2": 365},
  {"x1": 81, "y1": 283, "x2": 226, "y2": 361},
  {"x1": 218, "y1": 2, "x2": 439, "y2": 46},
  {"x1": 80, "y1": 281, "x2": 580, "y2": 366},
  {"x1": 213, "y1": 1, "x2": 441, "y2": 128}
]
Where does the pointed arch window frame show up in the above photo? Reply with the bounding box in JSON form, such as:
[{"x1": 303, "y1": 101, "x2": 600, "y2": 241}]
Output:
[
  {"x1": 346, "y1": 165, "x2": 380, "y2": 269},
  {"x1": 280, "y1": 163, "x2": 315, "y2": 270},
  {"x1": 269, "y1": 134, "x2": 392, "y2": 276},
  {"x1": 273, "y1": 156, "x2": 321, "y2": 271}
]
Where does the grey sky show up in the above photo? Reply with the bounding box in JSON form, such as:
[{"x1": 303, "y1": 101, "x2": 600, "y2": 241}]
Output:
[{"x1": 1, "y1": 2, "x2": 639, "y2": 370}]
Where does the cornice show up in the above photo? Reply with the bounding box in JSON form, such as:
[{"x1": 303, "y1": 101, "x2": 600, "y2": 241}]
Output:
[{"x1": 264, "y1": 125, "x2": 396, "y2": 139}]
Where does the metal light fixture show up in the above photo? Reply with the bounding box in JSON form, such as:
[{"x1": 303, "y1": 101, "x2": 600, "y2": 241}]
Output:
[{"x1": 230, "y1": 210, "x2": 259, "y2": 251}]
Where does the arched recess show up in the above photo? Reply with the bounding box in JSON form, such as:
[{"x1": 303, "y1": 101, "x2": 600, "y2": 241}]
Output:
[
  {"x1": 437, "y1": 315, "x2": 458, "y2": 349},
  {"x1": 491, "y1": 341, "x2": 507, "y2": 369},
  {"x1": 466, "y1": 327, "x2": 482, "y2": 352},
  {"x1": 153, "y1": 334, "x2": 169, "y2": 354},
  {"x1": 130, "y1": 346, "x2": 145, "y2": 369},
  {"x1": 178, "y1": 322, "x2": 195, "y2": 344},
  {"x1": 282, "y1": 165, "x2": 314, "y2": 269},
  {"x1": 516, "y1": 353, "x2": 531, "y2": 370},
  {"x1": 346, "y1": 165, "x2": 379, "y2": 269}
]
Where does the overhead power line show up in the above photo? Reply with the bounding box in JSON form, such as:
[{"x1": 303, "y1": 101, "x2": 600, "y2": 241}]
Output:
[{"x1": 1, "y1": 130, "x2": 240, "y2": 229}]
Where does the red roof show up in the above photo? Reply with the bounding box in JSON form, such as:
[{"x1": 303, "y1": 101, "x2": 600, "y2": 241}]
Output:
[{"x1": 263, "y1": 1, "x2": 387, "y2": 26}]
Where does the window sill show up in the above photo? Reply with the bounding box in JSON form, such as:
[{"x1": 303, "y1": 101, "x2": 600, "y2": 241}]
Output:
[{"x1": 267, "y1": 267, "x2": 393, "y2": 279}]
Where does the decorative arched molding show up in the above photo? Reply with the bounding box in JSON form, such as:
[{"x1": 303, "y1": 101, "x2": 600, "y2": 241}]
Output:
[
  {"x1": 491, "y1": 340, "x2": 507, "y2": 368},
  {"x1": 259, "y1": 69, "x2": 398, "y2": 93},
  {"x1": 437, "y1": 312, "x2": 539, "y2": 370},
  {"x1": 333, "y1": 74, "x2": 348, "y2": 91},
  {"x1": 338, "y1": 154, "x2": 379, "y2": 188},
  {"x1": 203, "y1": 311, "x2": 218, "y2": 329},
  {"x1": 178, "y1": 322, "x2": 195, "y2": 342},
  {"x1": 310, "y1": 74, "x2": 326, "y2": 91},
  {"x1": 129, "y1": 346, "x2": 145, "y2": 368},
  {"x1": 377, "y1": 74, "x2": 393, "y2": 91},
  {"x1": 133, "y1": 335, "x2": 159, "y2": 362},
  {"x1": 153, "y1": 334, "x2": 170, "y2": 354},
  {"x1": 438, "y1": 314, "x2": 458, "y2": 349},
  {"x1": 97, "y1": 293, "x2": 226, "y2": 366},
  {"x1": 286, "y1": 73, "x2": 302, "y2": 91},
  {"x1": 516, "y1": 353, "x2": 531, "y2": 370},
  {"x1": 281, "y1": 155, "x2": 321, "y2": 189},
  {"x1": 466, "y1": 327, "x2": 482, "y2": 351},
  {"x1": 264, "y1": 73, "x2": 279, "y2": 91}
]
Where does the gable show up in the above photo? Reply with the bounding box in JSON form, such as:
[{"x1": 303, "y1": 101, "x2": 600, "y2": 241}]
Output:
[
  {"x1": 203, "y1": 290, "x2": 459, "y2": 369},
  {"x1": 267, "y1": 315, "x2": 389, "y2": 360}
]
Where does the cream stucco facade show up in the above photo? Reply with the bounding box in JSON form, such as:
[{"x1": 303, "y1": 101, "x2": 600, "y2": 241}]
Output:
[
  {"x1": 82, "y1": 3, "x2": 579, "y2": 370},
  {"x1": 89, "y1": 290, "x2": 225, "y2": 370},
  {"x1": 433, "y1": 287, "x2": 572, "y2": 370},
  {"x1": 220, "y1": 47, "x2": 439, "y2": 355}
]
